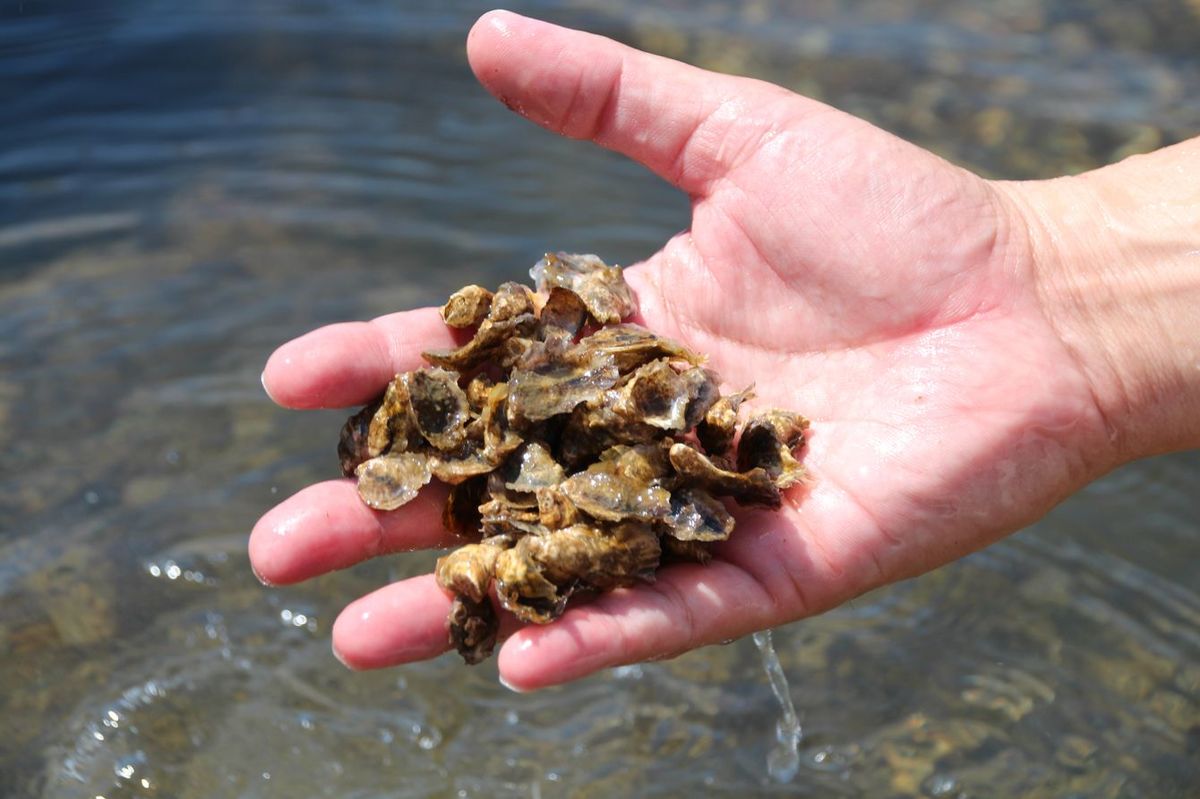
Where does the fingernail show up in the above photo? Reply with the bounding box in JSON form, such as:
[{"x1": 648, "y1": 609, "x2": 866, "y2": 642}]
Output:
[
  {"x1": 260, "y1": 370, "x2": 277, "y2": 402},
  {"x1": 332, "y1": 642, "x2": 353, "y2": 669},
  {"x1": 250, "y1": 562, "x2": 275, "y2": 587},
  {"x1": 498, "y1": 673, "x2": 528, "y2": 693}
]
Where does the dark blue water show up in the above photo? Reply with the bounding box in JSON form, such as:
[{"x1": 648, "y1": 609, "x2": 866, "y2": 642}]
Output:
[{"x1": 2, "y1": 2, "x2": 1198, "y2": 797}]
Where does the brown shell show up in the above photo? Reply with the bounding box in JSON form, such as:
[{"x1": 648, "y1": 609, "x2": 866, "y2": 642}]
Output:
[
  {"x1": 338, "y1": 398, "x2": 380, "y2": 477},
  {"x1": 575, "y1": 324, "x2": 703, "y2": 373},
  {"x1": 442, "y1": 476, "x2": 487, "y2": 538},
  {"x1": 530, "y1": 252, "x2": 635, "y2": 324},
  {"x1": 423, "y1": 282, "x2": 537, "y2": 371},
  {"x1": 613, "y1": 360, "x2": 721, "y2": 432},
  {"x1": 446, "y1": 594, "x2": 498, "y2": 666},
  {"x1": 429, "y1": 448, "x2": 496, "y2": 485},
  {"x1": 441, "y1": 285, "x2": 493, "y2": 328},
  {"x1": 661, "y1": 537, "x2": 713, "y2": 565},
  {"x1": 559, "y1": 461, "x2": 672, "y2": 523},
  {"x1": 354, "y1": 452, "x2": 433, "y2": 511},
  {"x1": 668, "y1": 442, "x2": 781, "y2": 508},
  {"x1": 696, "y1": 385, "x2": 755, "y2": 456},
  {"x1": 368, "y1": 376, "x2": 421, "y2": 457},
  {"x1": 664, "y1": 487, "x2": 736, "y2": 542},
  {"x1": 503, "y1": 441, "x2": 566, "y2": 493},
  {"x1": 506, "y1": 346, "x2": 621, "y2": 425},
  {"x1": 407, "y1": 368, "x2": 471, "y2": 452},
  {"x1": 495, "y1": 522, "x2": 660, "y2": 623},
  {"x1": 736, "y1": 410, "x2": 809, "y2": 488},
  {"x1": 436, "y1": 541, "x2": 505, "y2": 602},
  {"x1": 538, "y1": 286, "x2": 589, "y2": 338},
  {"x1": 335, "y1": 253, "x2": 810, "y2": 665}
]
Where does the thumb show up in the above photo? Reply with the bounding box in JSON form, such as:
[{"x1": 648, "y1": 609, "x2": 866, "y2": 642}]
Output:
[{"x1": 466, "y1": 10, "x2": 795, "y2": 197}]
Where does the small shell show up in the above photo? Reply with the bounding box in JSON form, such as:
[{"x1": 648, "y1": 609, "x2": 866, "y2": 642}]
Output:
[
  {"x1": 407, "y1": 368, "x2": 471, "y2": 452},
  {"x1": 368, "y1": 376, "x2": 421, "y2": 457},
  {"x1": 494, "y1": 522, "x2": 660, "y2": 623},
  {"x1": 423, "y1": 282, "x2": 537, "y2": 371},
  {"x1": 441, "y1": 285, "x2": 493, "y2": 328},
  {"x1": 530, "y1": 252, "x2": 635, "y2": 324},
  {"x1": 538, "y1": 286, "x2": 589, "y2": 338},
  {"x1": 355, "y1": 452, "x2": 433, "y2": 510},
  {"x1": 503, "y1": 442, "x2": 566, "y2": 493},
  {"x1": 506, "y1": 346, "x2": 621, "y2": 425},
  {"x1": 559, "y1": 461, "x2": 672, "y2": 523},
  {"x1": 696, "y1": 385, "x2": 754, "y2": 456},
  {"x1": 575, "y1": 324, "x2": 702, "y2": 373},
  {"x1": 664, "y1": 487, "x2": 736, "y2": 542},
  {"x1": 338, "y1": 398, "x2": 380, "y2": 477},
  {"x1": 668, "y1": 442, "x2": 781, "y2": 508},
  {"x1": 447, "y1": 594, "x2": 499, "y2": 665},
  {"x1": 613, "y1": 360, "x2": 721, "y2": 432},
  {"x1": 736, "y1": 410, "x2": 809, "y2": 488},
  {"x1": 442, "y1": 475, "x2": 487, "y2": 537},
  {"x1": 429, "y1": 447, "x2": 496, "y2": 484},
  {"x1": 436, "y1": 541, "x2": 505, "y2": 602}
]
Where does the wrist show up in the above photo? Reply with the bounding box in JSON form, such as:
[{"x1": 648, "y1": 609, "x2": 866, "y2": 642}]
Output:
[{"x1": 996, "y1": 138, "x2": 1200, "y2": 464}]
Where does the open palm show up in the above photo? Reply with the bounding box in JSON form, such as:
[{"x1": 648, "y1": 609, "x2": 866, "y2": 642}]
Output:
[{"x1": 251, "y1": 12, "x2": 1114, "y2": 689}]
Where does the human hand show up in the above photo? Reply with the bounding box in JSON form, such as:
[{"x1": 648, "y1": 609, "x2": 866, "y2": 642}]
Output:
[{"x1": 250, "y1": 11, "x2": 1199, "y2": 690}]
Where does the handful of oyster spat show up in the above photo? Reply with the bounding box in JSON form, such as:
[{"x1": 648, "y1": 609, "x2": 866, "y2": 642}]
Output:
[{"x1": 337, "y1": 253, "x2": 808, "y2": 664}]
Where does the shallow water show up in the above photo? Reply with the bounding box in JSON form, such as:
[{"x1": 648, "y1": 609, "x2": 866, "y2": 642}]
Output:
[{"x1": 2, "y1": 1, "x2": 1198, "y2": 796}]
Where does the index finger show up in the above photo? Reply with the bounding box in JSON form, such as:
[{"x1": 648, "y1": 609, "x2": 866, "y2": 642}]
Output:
[
  {"x1": 467, "y1": 10, "x2": 797, "y2": 196},
  {"x1": 261, "y1": 306, "x2": 457, "y2": 410}
]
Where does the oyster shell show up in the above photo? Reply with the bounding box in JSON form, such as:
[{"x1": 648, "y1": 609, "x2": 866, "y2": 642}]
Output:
[
  {"x1": 406, "y1": 367, "x2": 471, "y2": 451},
  {"x1": 495, "y1": 522, "x2": 660, "y2": 623},
  {"x1": 696, "y1": 385, "x2": 755, "y2": 456},
  {"x1": 336, "y1": 253, "x2": 811, "y2": 663},
  {"x1": 736, "y1": 410, "x2": 809, "y2": 488},
  {"x1": 447, "y1": 594, "x2": 498, "y2": 665},
  {"x1": 440, "y1": 285, "x2": 493, "y2": 328},
  {"x1": 423, "y1": 282, "x2": 537, "y2": 371},
  {"x1": 668, "y1": 442, "x2": 781, "y2": 509},
  {"x1": 355, "y1": 452, "x2": 433, "y2": 511},
  {"x1": 338, "y1": 399, "x2": 380, "y2": 477},
  {"x1": 530, "y1": 252, "x2": 635, "y2": 324}
]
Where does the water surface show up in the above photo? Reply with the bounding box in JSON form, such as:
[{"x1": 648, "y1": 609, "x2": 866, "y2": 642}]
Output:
[{"x1": 2, "y1": 1, "x2": 1198, "y2": 796}]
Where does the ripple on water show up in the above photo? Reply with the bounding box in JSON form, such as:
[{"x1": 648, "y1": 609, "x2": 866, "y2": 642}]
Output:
[{"x1": 3, "y1": 2, "x2": 1199, "y2": 797}]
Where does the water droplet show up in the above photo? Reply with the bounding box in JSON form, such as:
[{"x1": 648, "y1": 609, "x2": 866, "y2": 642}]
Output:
[{"x1": 926, "y1": 774, "x2": 958, "y2": 796}]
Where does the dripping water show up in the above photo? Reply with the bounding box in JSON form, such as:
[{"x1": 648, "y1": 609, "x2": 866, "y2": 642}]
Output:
[{"x1": 752, "y1": 630, "x2": 802, "y2": 782}]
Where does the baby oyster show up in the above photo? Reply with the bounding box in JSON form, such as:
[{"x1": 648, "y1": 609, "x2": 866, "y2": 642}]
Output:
[
  {"x1": 530, "y1": 252, "x2": 635, "y2": 324},
  {"x1": 336, "y1": 253, "x2": 810, "y2": 663}
]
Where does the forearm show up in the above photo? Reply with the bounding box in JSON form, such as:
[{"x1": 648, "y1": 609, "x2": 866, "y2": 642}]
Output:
[{"x1": 998, "y1": 136, "x2": 1200, "y2": 465}]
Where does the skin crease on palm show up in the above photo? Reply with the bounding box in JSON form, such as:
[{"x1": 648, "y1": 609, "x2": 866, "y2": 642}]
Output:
[{"x1": 250, "y1": 11, "x2": 1200, "y2": 690}]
